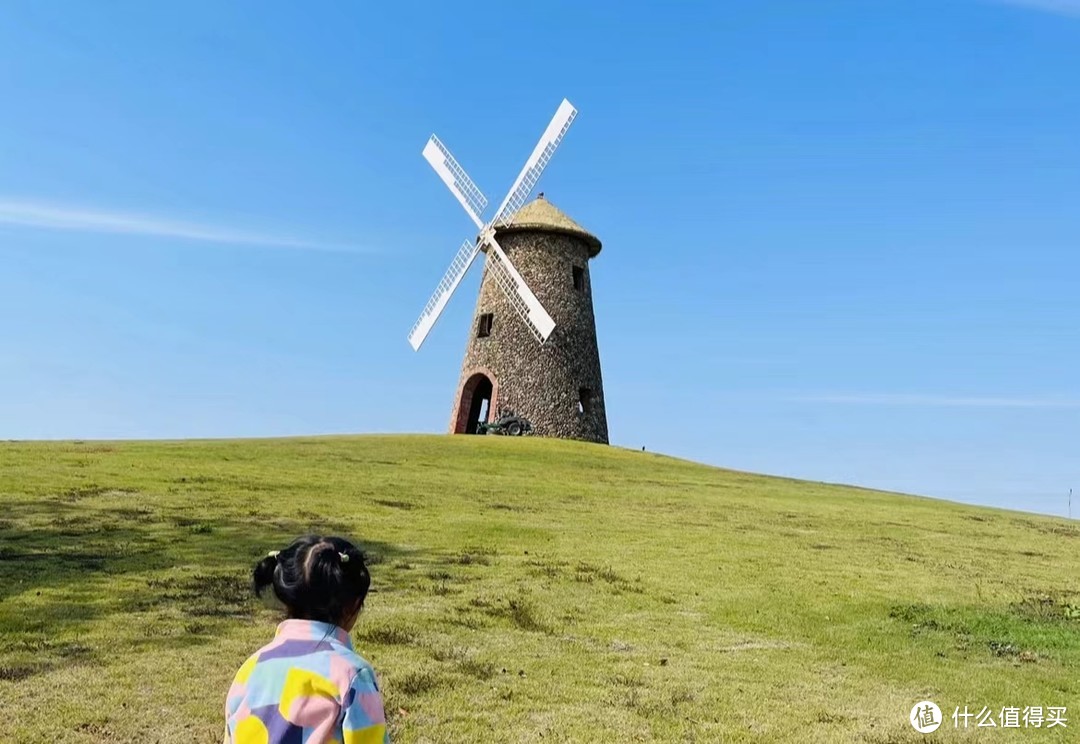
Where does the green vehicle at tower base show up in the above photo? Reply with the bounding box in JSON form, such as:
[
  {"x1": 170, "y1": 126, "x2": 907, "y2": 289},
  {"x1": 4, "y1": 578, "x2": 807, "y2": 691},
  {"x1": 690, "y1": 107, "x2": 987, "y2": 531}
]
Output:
[{"x1": 478, "y1": 414, "x2": 533, "y2": 436}]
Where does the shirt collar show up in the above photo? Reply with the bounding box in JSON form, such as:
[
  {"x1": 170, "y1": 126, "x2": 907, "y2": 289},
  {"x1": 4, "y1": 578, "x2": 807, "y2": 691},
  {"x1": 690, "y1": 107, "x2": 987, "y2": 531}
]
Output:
[{"x1": 275, "y1": 618, "x2": 353, "y2": 649}]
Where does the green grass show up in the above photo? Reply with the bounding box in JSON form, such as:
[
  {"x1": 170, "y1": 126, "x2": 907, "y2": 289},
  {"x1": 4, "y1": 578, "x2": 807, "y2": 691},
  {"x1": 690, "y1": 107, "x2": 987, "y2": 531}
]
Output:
[{"x1": 0, "y1": 435, "x2": 1077, "y2": 742}]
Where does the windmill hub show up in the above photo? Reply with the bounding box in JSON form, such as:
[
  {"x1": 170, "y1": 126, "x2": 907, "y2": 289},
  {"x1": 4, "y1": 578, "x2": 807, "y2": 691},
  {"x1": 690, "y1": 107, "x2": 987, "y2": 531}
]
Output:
[{"x1": 409, "y1": 99, "x2": 609, "y2": 445}]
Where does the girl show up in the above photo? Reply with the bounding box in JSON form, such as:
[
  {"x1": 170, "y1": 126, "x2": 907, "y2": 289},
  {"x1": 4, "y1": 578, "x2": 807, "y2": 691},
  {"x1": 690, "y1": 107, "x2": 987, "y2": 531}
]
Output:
[{"x1": 224, "y1": 535, "x2": 390, "y2": 744}]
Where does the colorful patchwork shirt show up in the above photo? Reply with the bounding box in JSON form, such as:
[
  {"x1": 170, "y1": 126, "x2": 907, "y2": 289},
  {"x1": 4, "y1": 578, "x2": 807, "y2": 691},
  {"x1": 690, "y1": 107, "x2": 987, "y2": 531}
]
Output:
[{"x1": 224, "y1": 619, "x2": 389, "y2": 744}]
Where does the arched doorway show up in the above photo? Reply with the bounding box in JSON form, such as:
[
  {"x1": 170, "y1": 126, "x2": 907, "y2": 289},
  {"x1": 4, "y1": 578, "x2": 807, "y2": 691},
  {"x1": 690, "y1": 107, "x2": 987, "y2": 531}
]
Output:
[{"x1": 454, "y1": 372, "x2": 495, "y2": 434}]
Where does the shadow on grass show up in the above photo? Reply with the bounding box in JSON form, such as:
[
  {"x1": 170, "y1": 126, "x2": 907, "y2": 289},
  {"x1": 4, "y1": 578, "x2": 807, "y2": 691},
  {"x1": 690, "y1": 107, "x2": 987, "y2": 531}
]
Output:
[
  {"x1": 0, "y1": 494, "x2": 419, "y2": 676},
  {"x1": 888, "y1": 596, "x2": 1080, "y2": 663}
]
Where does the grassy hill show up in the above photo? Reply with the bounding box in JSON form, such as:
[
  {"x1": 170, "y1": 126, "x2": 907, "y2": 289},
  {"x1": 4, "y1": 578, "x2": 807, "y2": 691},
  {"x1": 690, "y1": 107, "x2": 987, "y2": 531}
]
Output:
[{"x1": 0, "y1": 435, "x2": 1077, "y2": 742}]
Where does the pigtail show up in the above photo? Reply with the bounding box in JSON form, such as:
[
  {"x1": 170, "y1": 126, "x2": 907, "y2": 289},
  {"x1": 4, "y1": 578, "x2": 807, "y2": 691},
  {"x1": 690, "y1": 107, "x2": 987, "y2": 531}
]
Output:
[
  {"x1": 253, "y1": 552, "x2": 286, "y2": 611},
  {"x1": 254, "y1": 536, "x2": 372, "y2": 624},
  {"x1": 253, "y1": 553, "x2": 277, "y2": 596},
  {"x1": 341, "y1": 547, "x2": 371, "y2": 610}
]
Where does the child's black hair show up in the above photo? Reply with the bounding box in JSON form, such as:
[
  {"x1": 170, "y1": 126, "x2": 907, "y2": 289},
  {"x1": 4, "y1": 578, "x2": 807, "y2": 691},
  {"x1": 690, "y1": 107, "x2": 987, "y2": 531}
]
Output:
[{"x1": 253, "y1": 535, "x2": 371, "y2": 626}]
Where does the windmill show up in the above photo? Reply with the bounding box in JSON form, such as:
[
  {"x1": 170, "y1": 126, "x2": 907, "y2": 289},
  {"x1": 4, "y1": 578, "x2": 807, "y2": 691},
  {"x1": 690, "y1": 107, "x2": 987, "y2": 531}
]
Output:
[
  {"x1": 409, "y1": 98, "x2": 609, "y2": 444},
  {"x1": 407, "y1": 98, "x2": 577, "y2": 351}
]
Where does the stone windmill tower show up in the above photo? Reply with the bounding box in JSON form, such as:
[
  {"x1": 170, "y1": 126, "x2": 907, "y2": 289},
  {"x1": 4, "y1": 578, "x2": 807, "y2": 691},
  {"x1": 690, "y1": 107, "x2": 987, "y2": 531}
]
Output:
[
  {"x1": 451, "y1": 194, "x2": 607, "y2": 443},
  {"x1": 408, "y1": 99, "x2": 609, "y2": 444}
]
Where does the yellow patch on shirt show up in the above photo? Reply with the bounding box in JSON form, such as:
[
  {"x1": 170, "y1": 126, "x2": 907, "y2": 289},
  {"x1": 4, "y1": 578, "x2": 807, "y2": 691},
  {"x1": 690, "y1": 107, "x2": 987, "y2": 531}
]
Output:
[
  {"x1": 344, "y1": 723, "x2": 387, "y2": 744},
  {"x1": 234, "y1": 655, "x2": 258, "y2": 684},
  {"x1": 233, "y1": 716, "x2": 269, "y2": 744},
  {"x1": 278, "y1": 667, "x2": 339, "y2": 721}
]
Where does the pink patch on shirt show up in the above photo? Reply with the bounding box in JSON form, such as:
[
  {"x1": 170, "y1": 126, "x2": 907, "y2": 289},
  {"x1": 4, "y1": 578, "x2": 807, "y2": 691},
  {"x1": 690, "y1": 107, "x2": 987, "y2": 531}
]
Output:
[
  {"x1": 287, "y1": 693, "x2": 340, "y2": 729},
  {"x1": 230, "y1": 699, "x2": 252, "y2": 722},
  {"x1": 356, "y1": 691, "x2": 386, "y2": 724},
  {"x1": 328, "y1": 653, "x2": 356, "y2": 692}
]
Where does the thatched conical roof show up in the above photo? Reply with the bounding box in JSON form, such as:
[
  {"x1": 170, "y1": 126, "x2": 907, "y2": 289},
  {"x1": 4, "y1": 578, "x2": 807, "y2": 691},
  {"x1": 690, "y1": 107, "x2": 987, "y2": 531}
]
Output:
[{"x1": 496, "y1": 194, "x2": 601, "y2": 257}]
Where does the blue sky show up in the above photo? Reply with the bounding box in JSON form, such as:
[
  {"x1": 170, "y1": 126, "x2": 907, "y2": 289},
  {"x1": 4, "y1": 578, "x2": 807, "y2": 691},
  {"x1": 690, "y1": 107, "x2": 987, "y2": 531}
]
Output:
[{"x1": 2, "y1": 0, "x2": 1077, "y2": 517}]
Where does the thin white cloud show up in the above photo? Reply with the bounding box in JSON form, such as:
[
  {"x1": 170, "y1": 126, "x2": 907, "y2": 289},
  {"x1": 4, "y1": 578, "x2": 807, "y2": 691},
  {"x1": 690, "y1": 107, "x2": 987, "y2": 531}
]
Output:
[
  {"x1": 0, "y1": 199, "x2": 372, "y2": 254},
  {"x1": 991, "y1": 0, "x2": 1080, "y2": 17},
  {"x1": 788, "y1": 393, "x2": 1080, "y2": 409}
]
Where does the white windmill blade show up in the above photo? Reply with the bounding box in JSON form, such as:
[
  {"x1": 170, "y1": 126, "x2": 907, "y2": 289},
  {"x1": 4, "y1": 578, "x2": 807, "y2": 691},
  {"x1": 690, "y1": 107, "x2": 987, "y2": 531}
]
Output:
[
  {"x1": 482, "y1": 233, "x2": 556, "y2": 342},
  {"x1": 491, "y1": 98, "x2": 577, "y2": 226},
  {"x1": 422, "y1": 136, "x2": 488, "y2": 230},
  {"x1": 408, "y1": 239, "x2": 483, "y2": 351}
]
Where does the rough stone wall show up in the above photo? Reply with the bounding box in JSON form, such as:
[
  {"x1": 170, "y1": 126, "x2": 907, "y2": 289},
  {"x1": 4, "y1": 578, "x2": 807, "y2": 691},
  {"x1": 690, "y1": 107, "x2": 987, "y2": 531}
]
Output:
[{"x1": 449, "y1": 229, "x2": 609, "y2": 444}]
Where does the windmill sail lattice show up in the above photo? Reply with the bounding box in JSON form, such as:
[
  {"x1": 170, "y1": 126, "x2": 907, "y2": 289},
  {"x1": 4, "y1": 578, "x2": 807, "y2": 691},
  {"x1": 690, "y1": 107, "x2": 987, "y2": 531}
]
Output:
[
  {"x1": 407, "y1": 98, "x2": 577, "y2": 352},
  {"x1": 422, "y1": 136, "x2": 487, "y2": 229},
  {"x1": 492, "y1": 99, "x2": 577, "y2": 226},
  {"x1": 483, "y1": 237, "x2": 556, "y2": 342},
  {"x1": 407, "y1": 239, "x2": 481, "y2": 351}
]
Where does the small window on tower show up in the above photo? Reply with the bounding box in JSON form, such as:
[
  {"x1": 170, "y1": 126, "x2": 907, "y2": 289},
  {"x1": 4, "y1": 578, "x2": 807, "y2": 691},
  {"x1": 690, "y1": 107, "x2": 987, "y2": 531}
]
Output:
[
  {"x1": 477, "y1": 313, "x2": 494, "y2": 338},
  {"x1": 572, "y1": 266, "x2": 585, "y2": 292},
  {"x1": 578, "y1": 387, "x2": 593, "y2": 415}
]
